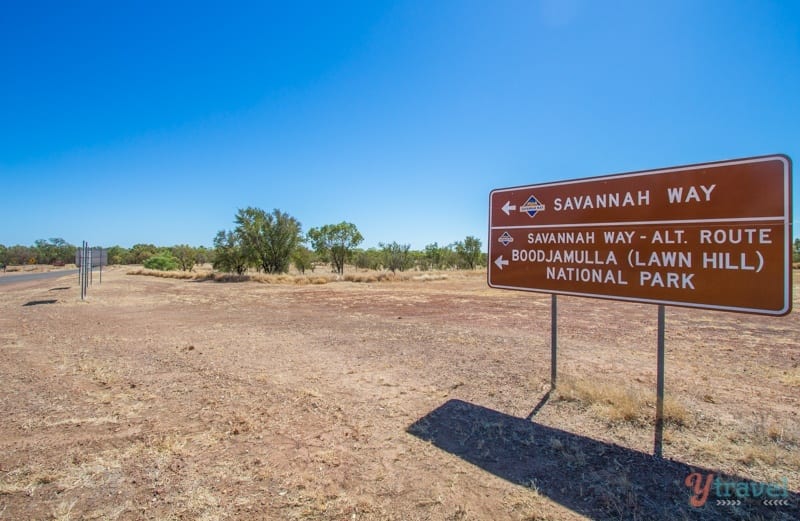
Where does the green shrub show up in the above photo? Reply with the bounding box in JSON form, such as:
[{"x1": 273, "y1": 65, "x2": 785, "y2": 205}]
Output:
[{"x1": 143, "y1": 254, "x2": 179, "y2": 271}]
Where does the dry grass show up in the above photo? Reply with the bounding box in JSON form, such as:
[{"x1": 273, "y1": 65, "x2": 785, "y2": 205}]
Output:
[
  {"x1": 692, "y1": 411, "x2": 800, "y2": 472},
  {"x1": 750, "y1": 412, "x2": 800, "y2": 447},
  {"x1": 662, "y1": 396, "x2": 692, "y2": 428},
  {"x1": 0, "y1": 469, "x2": 60, "y2": 496},
  {"x1": 128, "y1": 267, "x2": 463, "y2": 285},
  {"x1": 0, "y1": 430, "x2": 214, "y2": 519},
  {"x1": 127, "y1": 268, "x2": 214, "y2": 281},
  {"x1": 76, "y1": 358, "x2": 119, "y2": 387},
  {"x1": 555, "y1": 377, "x2": 646, "y2": 425},
  {"x1": 46, "y1": 415, "x2": 119, "y2": 428},
  {"x1": 343, "y1": 271, "x2": 451, "y2": 283},
  {"x1": 779, "y1": 367, "x2": 800, "y2": 387},
  {"x1": 127, "y1": 268, "x2": 328, "y2": 284},
  {"x1": 51, "y1": 500, "x2": 77, "y2": 521},
  {"x1": 696, "y1": 434, "x2": 800, "y2": 471},
  {"x1": 344, "y1": 271, "x2": 400, "y2": 283},
  {"x1": 554, "y1": 376, "x2": 692, "y2": 427}
]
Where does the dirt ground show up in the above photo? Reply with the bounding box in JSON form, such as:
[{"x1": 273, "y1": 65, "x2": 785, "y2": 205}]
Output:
[{"x1": 0, "y1": 267, "x2": 798, "y2": 520}]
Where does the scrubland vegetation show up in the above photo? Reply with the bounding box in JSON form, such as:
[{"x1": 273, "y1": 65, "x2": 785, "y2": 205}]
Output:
[{"x1": 1, "y1": 207, "x2": 488, "y2": 275}]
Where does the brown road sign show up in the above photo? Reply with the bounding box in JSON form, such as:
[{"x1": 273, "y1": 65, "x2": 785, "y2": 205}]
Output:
[{"x1": 488, "y1": 155, "x2": 793, "y2": 315}]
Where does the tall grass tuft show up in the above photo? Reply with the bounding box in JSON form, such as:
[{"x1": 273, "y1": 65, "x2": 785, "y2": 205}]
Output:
[
  {"x1": 555, "y1": 375, "x2": 692, "y2": 428},
  {"x1": 127, "y1": 268, "x2": 335, "y2": 285},
  {"x1": 128, "y1": 268, "x2": 457, "y2": 285}
]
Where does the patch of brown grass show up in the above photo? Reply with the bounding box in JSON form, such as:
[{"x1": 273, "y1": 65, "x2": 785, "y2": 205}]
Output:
[
  {"x1": 0, "y1": 468, "x2": 60, "y2": 496},
  {"x1": 129, "y1": 267, "x2": 462, "y2": 285},
  {"x1": 344, "y1": 272, "x2": 405, "y2": 283},
  {"x1": 738, "y1": 445, "x2": 779, "y2": 466},
  {"x1": 127, "y1": 268, "x2": 323, "y2": 284},
  {"x1": 556, "y1": 377, "x2": 647, "y2": 425},
  {"x1": 127, "y1": 268, "x2": 210, "y2": 280},
  {"x1": 750, "y1": 413, "x2": 799, "y2": 446},
  {"x1": 209, "y1": 273, "x2": 250, "y2": 283},
  {"x1": 555, "y1": 376, "x2": 692, "y2": 427},
  {"x1": 249, "y1": 273, "x2": 334, "y2": 285},
  {"x1": 344, "y1": 270, "x2": 453, "y2": 283},
  {"x1": 76, "y1": 358, "x2": 119, "y2": 387},
  {"x1": 693, "y1": 413, "x2": 800, "y2": 471},
  {"x1": 413, "y1": 273, "x2": 449, "y2": 281},
  {"x1": 663, "y1": 396, "x2": 693, "y2": 428}
]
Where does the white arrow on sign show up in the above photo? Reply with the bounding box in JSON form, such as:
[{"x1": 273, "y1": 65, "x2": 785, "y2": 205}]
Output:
[
  {"x1": 501, "y1": 201, "x2": 516, "y2": 215},
  {"x1": 494, "y1": 256, "x2": 509, "y2": 270}
]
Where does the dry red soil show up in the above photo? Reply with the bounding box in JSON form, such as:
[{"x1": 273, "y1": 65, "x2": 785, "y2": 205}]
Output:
[{"x1": 1, "y1": 268, "x2": 798, "y2": 520}]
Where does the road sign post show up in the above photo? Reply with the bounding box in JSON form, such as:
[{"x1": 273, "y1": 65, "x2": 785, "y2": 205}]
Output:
[
  {"x1": 655, "y1": 304, "x2": 666, "y2": 458},
  {"x1": 489, "y1": 154, "x2": 792, "y2": 458},
  {"x1": 550, "y1": 295, "x2": 557, "y2": 390}
]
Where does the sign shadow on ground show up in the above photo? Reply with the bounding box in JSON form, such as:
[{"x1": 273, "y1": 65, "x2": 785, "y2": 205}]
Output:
[{"x1": 407, "y1": 399, "x2": 798, "y2": 520}]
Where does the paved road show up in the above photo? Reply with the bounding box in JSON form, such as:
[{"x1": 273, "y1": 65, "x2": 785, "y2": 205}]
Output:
[{"x1": 0, "y1": 269, "x2": 79, "y2": 286}]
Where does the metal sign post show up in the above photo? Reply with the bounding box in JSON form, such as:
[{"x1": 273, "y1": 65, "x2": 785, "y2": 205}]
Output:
[
  {"x1": 654, "y1": 305, "x2": 666, "y2": 458},
  {"x1": 81, "y1": 242, "x2": 89, "y2": 300},
  {"x1": 84, "y1": 242, "x2": 89, "y2": 299},
  {"x1": 77, "y1": 242, "x2": 82, "y2": 293},
  {"x1": 551, "y1": 295, "x2": 558, "y2": 390}
]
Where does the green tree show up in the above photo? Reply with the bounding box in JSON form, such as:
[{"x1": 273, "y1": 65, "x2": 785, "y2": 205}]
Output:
[
  {"x1": 409, "y1": 249, "x2": 425, "y2": 270},
  {"x1": 307, "y1": 222, "x2": 363, "y2": 275},
  {"x1": 33, "y1": 238, "x2": 75, "y2": 265},
  {"x1": 129, "y1": 244, "x2": 158, "y2": 264},
  {"x1": 195, "y1": 246, "x2": 213, "y2": 267},
  {"x1": 439, "y1": 244, "x2": 458, "y2": 269},
  {"x1": 143, "y1": 253, "x2": 179, "y2": 271},
  {"x1": 52, "y1": 238, "x2": 75, "y2": 265},
  {"x1": 292, "y1": 245, "x2": 314, "y2": 274},
  {"x1": 0, "y1": 244, "x2": 7, "y2": 268},
  {"x1": 354, "y1": 248, "x2": 382, "y2": 270},
  {"x1": 794, "y1": 238, "x2": 800, "y2": 263},
  {"x1": 454, "y1": 236, "x2": 483, "y2": 270},
  {"x1": 423, "y1": 242, "x2": 444, "y2": 270},
  {"x1": 33, "y1": 239, "x2": 52, "y2": 264},
  {"x1": 6, "y1": 245, "x2": 33, "y2": 265},
  {"x1": 235, "y1": 207, "x2": 302, "y2": 274},
  {"x1": 213, "y1": 230, "x2": 249, "y2": 275},
  {"x1": 380, "y1": 242, "x2": 412, "y2": 273},
  {"x1": 171, "y1": 244, "x2": 197, "y2": 271},
  {"x1": 106, "y1": 245, "x2": 129, "y2": 265}
]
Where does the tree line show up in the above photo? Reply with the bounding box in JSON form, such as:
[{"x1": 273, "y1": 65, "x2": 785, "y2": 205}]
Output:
[
  {"x1": 0, "y1": 238, "x2": 77, "y2": 267},
  {"x1": 211, "y1": 207, "x2": 486, "y2": 275},
  {"x1": 0, "y1": 239, "x2": 213, "y2": 271},
  {"x1": 0, "y1": 207, "x2": 489, "y2": 273}
]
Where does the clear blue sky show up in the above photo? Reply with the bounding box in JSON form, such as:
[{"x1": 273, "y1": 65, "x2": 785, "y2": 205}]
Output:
[{"x1": 1, "y1": 0, "x2": 798, "y2": 249}]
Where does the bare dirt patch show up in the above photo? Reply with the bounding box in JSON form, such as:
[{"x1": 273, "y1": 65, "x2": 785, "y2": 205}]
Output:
[{"x1": 0, "y1": 268, "x2": 798, "y2": 520}]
